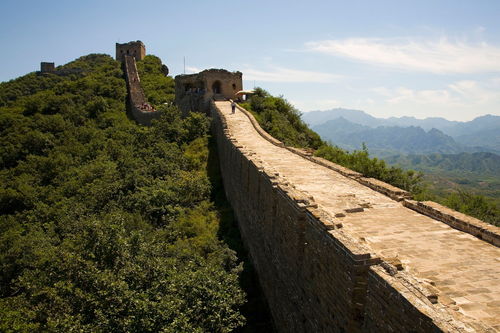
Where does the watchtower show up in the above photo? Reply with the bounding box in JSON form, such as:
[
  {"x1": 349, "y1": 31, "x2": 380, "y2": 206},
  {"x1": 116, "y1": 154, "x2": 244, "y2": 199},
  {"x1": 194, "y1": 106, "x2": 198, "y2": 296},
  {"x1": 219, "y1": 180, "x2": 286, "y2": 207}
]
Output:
[
  {"x1": 175, "y1": 69, "x2": 243, "y2": 114},
  {"x1": 116, "y1": 40, "x2": 146, "y2": 62},
  {"x1": 40, "y1": 62, "x2": 55, "y2": 73}
]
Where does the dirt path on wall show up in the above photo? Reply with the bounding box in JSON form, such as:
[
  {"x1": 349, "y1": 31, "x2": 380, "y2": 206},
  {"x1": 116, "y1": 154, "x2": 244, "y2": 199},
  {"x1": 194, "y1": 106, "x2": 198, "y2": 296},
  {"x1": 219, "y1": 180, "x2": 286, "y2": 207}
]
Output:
[{"x1": 216, "y1": 101, "x2": 500, "y2": 330}]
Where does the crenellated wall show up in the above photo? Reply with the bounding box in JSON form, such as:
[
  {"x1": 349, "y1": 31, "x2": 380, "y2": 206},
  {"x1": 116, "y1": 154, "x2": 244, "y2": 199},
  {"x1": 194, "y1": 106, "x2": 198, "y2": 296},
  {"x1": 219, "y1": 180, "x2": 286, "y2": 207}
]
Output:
[
  {"x1": 123, "y1": 55, "x2": 161, "y2": 126},
  {"x1": 211, "y1": 101, "x2": 499, "y2": 333}
]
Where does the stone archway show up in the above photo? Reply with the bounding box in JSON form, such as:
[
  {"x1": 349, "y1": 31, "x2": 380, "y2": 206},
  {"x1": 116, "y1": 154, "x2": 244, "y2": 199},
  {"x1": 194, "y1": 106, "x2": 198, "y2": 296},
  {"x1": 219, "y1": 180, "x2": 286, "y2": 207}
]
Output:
[{"x1": 212, "y1": 81, "x2": 222, "y2": 94}]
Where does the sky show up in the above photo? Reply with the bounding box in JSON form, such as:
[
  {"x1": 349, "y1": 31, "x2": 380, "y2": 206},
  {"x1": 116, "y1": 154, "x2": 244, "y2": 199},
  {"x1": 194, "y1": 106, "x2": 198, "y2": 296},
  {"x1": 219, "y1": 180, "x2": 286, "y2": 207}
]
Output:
[{"x1": 1, "y1": 0, "x2": 500, "y2": 121}]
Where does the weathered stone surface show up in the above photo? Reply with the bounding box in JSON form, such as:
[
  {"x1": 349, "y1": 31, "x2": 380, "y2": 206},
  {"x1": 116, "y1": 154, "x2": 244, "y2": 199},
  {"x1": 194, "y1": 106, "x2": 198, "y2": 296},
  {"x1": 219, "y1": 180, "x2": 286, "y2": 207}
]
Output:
[{"x1": 211, "y1": 100, "x2": 500, "y2": 332}]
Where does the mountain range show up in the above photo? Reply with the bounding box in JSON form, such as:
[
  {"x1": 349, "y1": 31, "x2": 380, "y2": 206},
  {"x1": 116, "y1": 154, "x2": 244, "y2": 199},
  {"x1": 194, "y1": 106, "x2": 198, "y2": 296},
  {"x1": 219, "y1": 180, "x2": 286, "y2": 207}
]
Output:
[
  {"x1": 384, "y1": 152, "x2": 500, "y2": 176},
  {"x1": 303, "y1": 108, "x2": 500, "y2": 155}
]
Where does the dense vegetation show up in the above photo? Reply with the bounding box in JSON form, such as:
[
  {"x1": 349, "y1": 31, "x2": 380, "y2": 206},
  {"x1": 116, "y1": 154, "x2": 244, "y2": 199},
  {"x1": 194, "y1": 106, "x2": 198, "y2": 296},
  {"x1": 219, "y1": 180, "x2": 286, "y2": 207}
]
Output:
[
  {"x1": 0, "y1": 54, "x2": 248, "y2": 332},
  {"x1": 136, "y1": 55, "x2": 175, "y2": 107},
  {"x1": 443, "y1": 190, "x2": 499, "y2": 226},
  {"x1": 385, "y1": 151, "x2": 500, "y2": 207},
  {"x1": 385, "y1": 152, "x2": 500, "y2": 175},
  {"x1": 242, "y1": 88, "x2": 499, "y2": 225},
  {"x1": 240, "y1": 88, "x2": 323, "y2": 149}
]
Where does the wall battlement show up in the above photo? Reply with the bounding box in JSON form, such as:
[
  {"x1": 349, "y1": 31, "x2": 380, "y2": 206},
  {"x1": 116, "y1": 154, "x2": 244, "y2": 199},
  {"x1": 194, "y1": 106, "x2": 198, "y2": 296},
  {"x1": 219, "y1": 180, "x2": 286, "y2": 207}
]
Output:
[{"x1": 211, "y1": 100, "x2": 500, "y2": 332}]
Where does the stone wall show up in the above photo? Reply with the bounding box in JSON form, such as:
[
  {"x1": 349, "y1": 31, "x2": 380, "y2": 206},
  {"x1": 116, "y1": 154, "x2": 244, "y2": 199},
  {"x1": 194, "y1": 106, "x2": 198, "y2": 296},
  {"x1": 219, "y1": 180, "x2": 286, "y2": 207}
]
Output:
[
  {"x1": 175, "y1": 69, "x2": 242, "y2": 114},
  {"x1": 364, "y1": 266, "x2": 455, "y2": 332},
  {"x1": 123, "y1": 55, "x2": 161, "y2": 126},
  {"x1": 40, "y1": 62, "x2": 55, "y2": 73},
  {"x1": 210, "y1": 101, "x2": 493, "y2": 332}
]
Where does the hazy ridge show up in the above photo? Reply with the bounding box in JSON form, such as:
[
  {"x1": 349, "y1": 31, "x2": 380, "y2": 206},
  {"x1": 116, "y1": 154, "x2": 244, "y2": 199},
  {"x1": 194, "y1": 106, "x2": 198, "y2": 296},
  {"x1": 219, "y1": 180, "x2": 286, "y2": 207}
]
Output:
[{"x1": 303, "y1": 108, "x2": 500, "y2": 154}]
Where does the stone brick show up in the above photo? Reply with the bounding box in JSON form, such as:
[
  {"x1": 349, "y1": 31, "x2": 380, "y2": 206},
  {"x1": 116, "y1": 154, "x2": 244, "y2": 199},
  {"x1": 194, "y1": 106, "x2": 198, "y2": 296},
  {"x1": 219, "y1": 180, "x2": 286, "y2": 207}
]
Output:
[{"x1": 210, "y1": 100, "x2": 499, "y2": 333}]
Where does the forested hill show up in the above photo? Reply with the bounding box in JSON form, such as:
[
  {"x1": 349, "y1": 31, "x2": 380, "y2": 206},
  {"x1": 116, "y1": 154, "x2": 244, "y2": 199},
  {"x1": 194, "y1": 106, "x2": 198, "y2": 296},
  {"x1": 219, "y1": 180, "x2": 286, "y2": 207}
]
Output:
[
  {"x1": 0, "y1": 54, "x2": 249, "y2": 331},
  {"x1": 385, "y1": 152, "x2": 500, "y2": 175}
]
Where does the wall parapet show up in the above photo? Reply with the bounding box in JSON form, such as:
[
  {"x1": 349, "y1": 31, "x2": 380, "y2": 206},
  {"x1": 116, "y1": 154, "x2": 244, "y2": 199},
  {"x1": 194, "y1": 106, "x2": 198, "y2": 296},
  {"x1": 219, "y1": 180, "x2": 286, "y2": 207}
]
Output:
[
  {"x1": 365, "y1": 265, "x2": 492, "y2": 332},
  {"x1": 234, "y1": 102, "x2": 498, "y2": 245},
  {"x1": 211, "y1": 101, "x2": 491, "y2": 332},
  {"x1": 403, "y1": 200, "x2": 500, "y2": 247}
]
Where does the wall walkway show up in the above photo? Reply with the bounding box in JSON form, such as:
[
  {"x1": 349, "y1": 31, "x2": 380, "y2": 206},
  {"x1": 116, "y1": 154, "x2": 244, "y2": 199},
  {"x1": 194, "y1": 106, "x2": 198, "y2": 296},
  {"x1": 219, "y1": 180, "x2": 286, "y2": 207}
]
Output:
[
  {"x1": 211, "y1": 101, "x2": 500, "y2": 332},
  {"x1": 123, "y1": 55, "x2": 161, "y2": 125}
]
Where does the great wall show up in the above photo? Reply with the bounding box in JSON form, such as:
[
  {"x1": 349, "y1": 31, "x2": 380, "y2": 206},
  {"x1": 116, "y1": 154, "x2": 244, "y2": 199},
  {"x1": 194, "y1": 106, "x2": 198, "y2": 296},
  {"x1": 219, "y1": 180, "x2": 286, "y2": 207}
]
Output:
[
  {"x1": 118, "y1": 41, "x2": 162, "y2": 126},
  {"x1": 116, "y1": 42, "x2": 500, "y2": 332}
]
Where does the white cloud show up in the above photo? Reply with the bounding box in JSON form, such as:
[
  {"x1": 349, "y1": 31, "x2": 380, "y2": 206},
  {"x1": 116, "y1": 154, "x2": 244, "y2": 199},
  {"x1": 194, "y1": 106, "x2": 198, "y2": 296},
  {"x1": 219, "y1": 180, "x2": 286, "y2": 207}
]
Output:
[
  {"x1": 448, "y1": 80, "x2": 500, "y2": 104},
  {"x1": 243, "y1": 66, "x2": 339, "y2": 83},
  {"x1": 185, "y1": 66, "x2": 202, "y2": 74},
  {"x1": 475, "y1": 26, "x2": 486, "y2": 34},
  {"x1": 289, "y1": 99, "x2": 341, "y2": 112},
  {"x1": 373, "y1": 79, "x2": 500, "y2": 107},
  {"x1": 316, "y1": 99, "x2": 341, "y2": 108},
  {"x1": 306, "y1": 37, "x2": 500, "y2": 74},
  {"x1": 387, "y1": 87, "x2": 452, "y2": 105}
]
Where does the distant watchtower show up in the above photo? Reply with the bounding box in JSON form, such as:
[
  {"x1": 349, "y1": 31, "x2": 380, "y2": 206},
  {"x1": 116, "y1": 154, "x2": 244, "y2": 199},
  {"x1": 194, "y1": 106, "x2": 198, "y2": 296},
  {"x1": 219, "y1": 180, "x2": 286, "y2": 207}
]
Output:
[
  {"x1": 40, "y1": 62, "x2": 55, "y2": 73},
  {"x1": 116, "y1": 40, "x2": 145, "y2": 62}
]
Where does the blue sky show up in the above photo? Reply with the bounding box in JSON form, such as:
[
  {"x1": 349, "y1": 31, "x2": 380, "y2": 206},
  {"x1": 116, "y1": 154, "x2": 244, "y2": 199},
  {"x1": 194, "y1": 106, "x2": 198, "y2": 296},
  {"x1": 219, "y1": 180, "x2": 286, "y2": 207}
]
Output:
[{"x1": 1, "y1": 0, "x2": 500, "y2": 121}]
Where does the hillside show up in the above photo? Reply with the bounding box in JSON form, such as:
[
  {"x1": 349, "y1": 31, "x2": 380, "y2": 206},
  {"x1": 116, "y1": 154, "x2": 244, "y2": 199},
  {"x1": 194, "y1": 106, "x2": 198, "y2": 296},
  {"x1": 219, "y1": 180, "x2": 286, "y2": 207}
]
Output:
[
  {"x1": 0, "y1": 54, "x2": 254, "y2": 332},
  {"x1": 385, "y1": 152, "x2": 500, "y2": 175},
  {"x1": 385, "y1": 152, "x2": 500, "y2": 207}
]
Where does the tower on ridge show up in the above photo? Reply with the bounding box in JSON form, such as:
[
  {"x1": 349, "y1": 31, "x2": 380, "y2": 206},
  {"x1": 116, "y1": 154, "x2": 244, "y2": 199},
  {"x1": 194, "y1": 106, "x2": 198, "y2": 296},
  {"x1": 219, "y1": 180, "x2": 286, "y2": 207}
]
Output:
[
  {"x1": 175, "y1": 69, "x2": 243, "y2": 115},
  {"x1": 116, "y1": 40, "x2": 146, "y2": 62},
  {"x1": 40, "y1": 62, "x2": 55, "y2": 73}
]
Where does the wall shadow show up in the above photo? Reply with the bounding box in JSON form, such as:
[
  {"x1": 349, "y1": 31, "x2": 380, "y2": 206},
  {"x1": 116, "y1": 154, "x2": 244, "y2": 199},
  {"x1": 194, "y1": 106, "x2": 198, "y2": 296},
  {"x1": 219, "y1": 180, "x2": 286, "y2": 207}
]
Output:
[{"x1": 207, "y1": 134, "x2": 275, "y2": 332}]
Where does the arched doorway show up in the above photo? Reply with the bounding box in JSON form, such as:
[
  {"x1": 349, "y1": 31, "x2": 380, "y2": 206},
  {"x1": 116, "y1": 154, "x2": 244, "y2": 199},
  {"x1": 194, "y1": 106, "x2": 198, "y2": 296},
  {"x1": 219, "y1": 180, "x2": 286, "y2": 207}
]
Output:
[{"x1": 212, "y1": 81, "x2": 222, "y2": 94}]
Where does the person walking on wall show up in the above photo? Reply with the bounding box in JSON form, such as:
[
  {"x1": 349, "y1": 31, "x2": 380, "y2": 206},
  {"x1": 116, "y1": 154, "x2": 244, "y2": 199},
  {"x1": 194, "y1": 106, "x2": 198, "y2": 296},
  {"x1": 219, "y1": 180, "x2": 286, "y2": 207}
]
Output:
[{"x1": 231, "y1": 100, "x2": 236, "y2": 114}]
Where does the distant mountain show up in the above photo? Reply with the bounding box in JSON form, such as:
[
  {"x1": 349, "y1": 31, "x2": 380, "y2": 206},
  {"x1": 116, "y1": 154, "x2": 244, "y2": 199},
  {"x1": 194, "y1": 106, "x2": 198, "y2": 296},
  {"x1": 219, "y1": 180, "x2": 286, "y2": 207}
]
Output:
[
  {"x1": 445, "y1": 115, "x2": 500, "y2": 152},
  {"x1": 302, "y1": 108, "x2": 382, "y2": 127},
  {"x1": 445, "y1": 114, "x2": 500, "y2": 136},
  {"x1": 312, "y1": 118, "x2": 473, "y2": 156},
  {"x1": 383, "y1": 116, "x2": 460, "y2": 132},
  {"x1": 384, "y1": 152, "x2": 500, "y2": 175},
  {"x1": 303, "y1": 109, "x2": 500, "y2": 153},
  {"x1": 455, "y1": 127, "x2": 500, "y2": 152}
]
